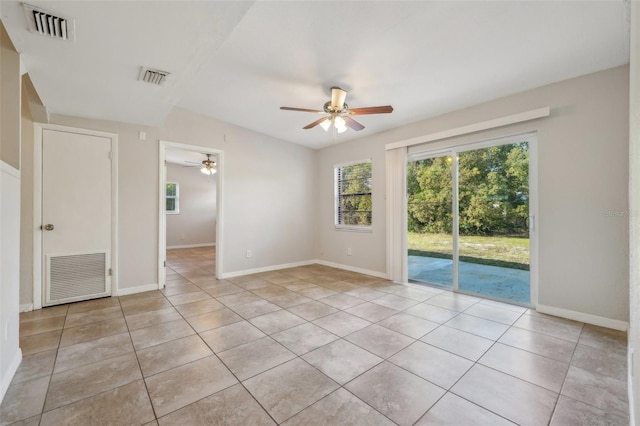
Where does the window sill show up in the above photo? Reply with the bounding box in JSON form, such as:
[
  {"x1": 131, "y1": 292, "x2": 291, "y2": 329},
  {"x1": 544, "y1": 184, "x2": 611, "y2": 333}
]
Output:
[
  {"x1": 166, "y1": 211, "x2": 180, "y2": 215},
  {"x1": 335, "y1": 225, "x2": 372, "y2": 233}
]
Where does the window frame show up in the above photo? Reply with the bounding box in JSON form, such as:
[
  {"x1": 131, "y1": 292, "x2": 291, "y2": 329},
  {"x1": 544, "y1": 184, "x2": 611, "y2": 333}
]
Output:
[
  {"x1": 334, "y1": 159, "x2": 372, "y2": 232},
  {"x1": 165, "y1": 182, "x2": 179, "y2": 214}
]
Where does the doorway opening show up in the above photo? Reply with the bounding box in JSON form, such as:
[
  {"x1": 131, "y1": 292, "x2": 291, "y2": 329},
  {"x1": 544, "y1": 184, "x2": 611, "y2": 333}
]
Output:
[
  {"x1": 407, "y1": 134, "x2": 536, "y2": 306},
  {"x1": 158, "y1": 141, "x2": 223, "y2": 288}
]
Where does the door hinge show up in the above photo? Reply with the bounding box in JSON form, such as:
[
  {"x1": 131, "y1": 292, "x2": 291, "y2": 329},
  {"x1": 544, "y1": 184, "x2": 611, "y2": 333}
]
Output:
[
  {"x1": 164, "y1": 260, "x2": 166, "y2": 267},
  {"x1": 108, "y1": 268, "x2": 112, "y2": 276}
]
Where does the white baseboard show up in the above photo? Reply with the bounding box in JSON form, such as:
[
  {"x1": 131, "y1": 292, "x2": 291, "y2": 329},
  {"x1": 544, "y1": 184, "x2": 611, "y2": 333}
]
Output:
[
  {"x1": 0, "y1": 348, "x2": 22, "y2": 403},
  {"x1": 629, "y1": 348, "x2": 636, "y2": 426},
  {"x1": 314, "y1": 260, "x2": 388, "y2": 279},
  {"x1": 220, "y1": 260, "x2": 316, "y2": 279},
  {"x1": 19, "y1": 303, "x2": 33, "y2": 313},
  {"x1": 536, "y1": 303, "x2": 629, "y2": 331},
  {"x1": 116, "y1": 283, "x2": 159, "y2": 296},
  {"x1": 167, "y1": 243, "x2": 215, "y2": 249}
]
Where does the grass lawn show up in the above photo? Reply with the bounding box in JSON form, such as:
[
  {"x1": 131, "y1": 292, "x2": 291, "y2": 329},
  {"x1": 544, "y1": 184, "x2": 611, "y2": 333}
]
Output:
[{"x1": 408, "y1": 232, "x2": 530, "y2": 270}]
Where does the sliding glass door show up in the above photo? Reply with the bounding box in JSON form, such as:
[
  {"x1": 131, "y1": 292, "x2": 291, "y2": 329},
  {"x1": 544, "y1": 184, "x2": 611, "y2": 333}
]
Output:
[{"x1": 407, "y1": 136, "x2": 533, "y2": 305}]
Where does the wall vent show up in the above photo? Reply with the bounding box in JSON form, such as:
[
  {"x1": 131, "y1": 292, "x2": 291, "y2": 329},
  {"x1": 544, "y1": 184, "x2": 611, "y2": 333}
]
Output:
[
  {"x1": 46, "y1": 252, "x2": 109, "y2": 306},
  {"x1": 139, "y1": 67, "x2": 171, "y2": 86},
  {"x1": 22, "y1": 4, "x2": 75, "y2": 42}
]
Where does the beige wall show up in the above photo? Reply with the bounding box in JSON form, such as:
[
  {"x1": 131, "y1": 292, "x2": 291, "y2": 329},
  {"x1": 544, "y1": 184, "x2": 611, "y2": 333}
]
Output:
[
  {"x1": 45, "y1": 107, "x2": 316, "y2": 292},
  {"x1": 628, "y1": 1, "x2": 639, "y2": 422},
  {"x1": 19, "y1": 80, "x2": 34, "y2": 306},
  {"x1": 317, "y1": 65, "x2": 630, "y2": 323},
  {"x1": 0, "y1": 22, "x2": 19, "y2": 169},
  {"x1": 166, "y1": 163, "x2": 216, "y2": 247}
]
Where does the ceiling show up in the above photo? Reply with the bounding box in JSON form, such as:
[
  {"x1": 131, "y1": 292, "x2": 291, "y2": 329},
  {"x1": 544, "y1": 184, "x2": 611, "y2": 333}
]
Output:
[
  {"x1": 165, "y1": 149, "x2": 216, "y2": 167},
  {"x1": 1, "y1": 1, "x2": 630, "y2": 149}
]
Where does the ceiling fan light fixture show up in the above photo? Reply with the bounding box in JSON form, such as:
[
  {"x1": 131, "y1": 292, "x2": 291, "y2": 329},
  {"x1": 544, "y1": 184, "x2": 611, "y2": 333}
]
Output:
[
  {"x1": 334, "y1": 116, "x2": 347, "y2": 133},
  {"x1": 319, "y1": 118, "x2": 331, "y2": 132}
]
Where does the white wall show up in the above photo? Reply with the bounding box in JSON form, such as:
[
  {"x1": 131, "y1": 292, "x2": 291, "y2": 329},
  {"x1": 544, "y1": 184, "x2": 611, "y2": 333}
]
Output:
[
  {"x1": 19, "y1": 83, "x2": 34, "y2": 308},
  {"x1": 166, "y1": 163, "x2": 216, "y2": 248},
  {"x1": 317, "y1": 65, "x2": 630, "y2": 324},
  {"x1": 42, "y1": 107, "x2": 316, "y2": 293}
]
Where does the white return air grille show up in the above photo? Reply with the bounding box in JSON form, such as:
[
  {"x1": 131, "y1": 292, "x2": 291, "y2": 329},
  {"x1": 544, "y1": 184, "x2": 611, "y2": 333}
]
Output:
[
  {"x1": 139, "y1": 67, "x2": 171, "y2": 86},
  {"x1": 48, "y1": 252, "x2": 108, "y2": 305},
  {"x1": 23, "y1": 4, "x2": 75, "y2": 42}
]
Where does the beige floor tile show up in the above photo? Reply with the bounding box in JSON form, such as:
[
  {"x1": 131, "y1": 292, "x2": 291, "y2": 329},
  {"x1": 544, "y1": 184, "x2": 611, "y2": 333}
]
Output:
[
  {"x1": 268, "y1": 292, "x2": 314, "y2": 308},
  {"x1": 370, "y1": 294, "x2": 418, "y2": 311},
  {"x1": 243, "y1": 358, "x2": 339, "y2": 424},
  {"x1": 45, "y1": 352, "x2": 142, "y2": 411},
  {"x1": 317, "y1": 294, "x2": 365, "y2": 310},
  {"x1": 218, "y1": 336, "x2": 296, "y2": 380},
  {"x1": 421, "y1": 326, "x2": 494, "y2": 361},
  {"x1": 272, "y1": 322, "x2": 339, "y2": 355},
  {"x1": 130, "y1": 318, "x2": 195, "y2": 350},
  {"x1": 174, "y1": 298, "x2": 225, "y2": 317},
  {"x1": 312, "y1": 311, "x2": 371, "y2": 337},
  {"x1": 12, "y1": 349, "x2": 56, "y2": 384},
  {"x1": 345, "y1": 324, "x2": 414, "y2": 358},
  {"x1": 66, "y1": 297, "x2": 120, "y2": 314},
  {"x1": 200, "y1": 320, "x2": 266, "y2": 352},
  {"x1": 550, "y1": 395, "x2": 628, "y2": 426},
  {"x1": 416, "y1": 392, "x2": 516, "y2": 425},
  {"x1": 145, "y1": 355, "x2": 238, "y2": 417},
  {"x1": 126, "y1": 307, "x2": 182, "y2": 331},
  {"x1": 298, "y1": 286, "x2": 337, "y2": 300},
  {"x1": 138, "y1": 334, "x2": 212, "y2": 377},
  {"x1": 120, "y1": 297, "x2": 173, "y2": 317},
  {"x1": 6, "y1": 415, "x2": 41, "y2": 426},
  {"x1": 346, "y1": 302, "x2": 398, "y2": 322},
  {"x1": 234, "y1": 278, "x2": 272, "y2": 290},
  {"x1": 251, "y1": 286, "x2": 290, "y2": 299},
  {"x1": 425, "y1": 294, "x2": 478, "y2": 312},
  {"x1": 464, "y1": 303, "x2": 523, "y2": 325},
  {"x1": 19, "y1": 329, "x2": 62, "y2": 355},
  {"x1": 514, "y1": 314, "x2": 583, "y2": 342},
  {"x1": 287, "y1": 301, "x2": 339, "y2": 321},
  {"x1": 377, "y1": 313, "x2": 439, "y2": 339},
  {"x1": 64, "y1": 306, "x2": 123, "y2": 328},
  {"x1": 185, "y1": 308, "x2": 243, "y2": 333},
  {"x1": 60, "y1": 317, "x2": 128, "y2": 347},
  {"x1": 302, "y1": 339, "x2": 382, "y2": 385},
  {"x1": 161, "y1": 281, "x2": 201, "y2": 297},
  {"x1": 498, "y1": 326, "x2": 576, "y2": 363},
  {"x1": 157, "y1": 384, "x2": 275, "y2": 426},
  {"x1": 571, "y1": 343, "x2": 627, "y2": 381},
  {"x1": 578, "y1": 324, "x2": 627, "y2": 355},
  {"x1": 0, "y1": 376, "x2": 49, "y2": 425},
  {"x1": 54, "y1": 332, "x2": 134, "y2": 373},
  {"x1": 203, "y1": 282, "x2": 244, "y2": 297},
  {"x1": 451, "y1": 364, "x2": 557, "y2": 426},
  {"x1": 19, "y1": 305, "x2": 68, "y2": 323},
  {"x1": 217, "y1": 291, "x2": 263, "y2": 307},
  {"x1": 404, "y1": 303, "x2": 459, "y2": 323},
  {"x1": 283, "y1": 388, "x2": 395, "y2": 426},
  {"x1": 318, "y1": 281, "x2": 360, "y2": 292},
  {"x1": 561, "y1": 366, "x2": 628, "y2": 419},
  {"x1": 20, "y1": 316, "x2": 65, "y2": 337},
  {"x1": 40, "y1": 380, "x2": 155, "y2": 426},
  {"x1": 478, "y1": 298, "x2": 528, "y2": 313},
  {"x1": 346, "y1": 361, "x2": 444, "y2": 426},
  {"x1": 445, "y1": 313, "x2": 509, "y2": 340},
  {"x1": 479, "y1": 343, "x2": 569, "y2": 392},
  {"x1": 231, "y1": 299, "x2": 281, "y2": 319},
  {"x1": 249, "y1": 310, "x2": 306, "y2": 335},
  {"x1": 391, "y1": 286, "x2": 441, "y2": 302},
  {"x1": 167, "y1": 291, "x2": 211, "y2": 306},
  {"x1": 390, "y1": 341, "x2": 473, "y2": 389},
  {"x1": 343, "y1": 287, "x2": 386, "y2": 301},
  {"x1": 265, "y1": 275, "x2": 298, "y2": 285}
]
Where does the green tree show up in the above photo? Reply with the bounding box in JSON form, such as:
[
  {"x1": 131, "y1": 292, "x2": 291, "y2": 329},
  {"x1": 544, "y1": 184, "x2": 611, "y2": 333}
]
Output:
[{"x1": 338, "y1": 163, "x2": 372, "y2": 226}]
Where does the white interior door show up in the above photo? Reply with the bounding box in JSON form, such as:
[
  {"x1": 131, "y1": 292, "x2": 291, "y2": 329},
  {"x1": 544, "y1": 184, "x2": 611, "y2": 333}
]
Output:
[{"x1": 42, "y1": 129, "x2": 113, "y2": 306}]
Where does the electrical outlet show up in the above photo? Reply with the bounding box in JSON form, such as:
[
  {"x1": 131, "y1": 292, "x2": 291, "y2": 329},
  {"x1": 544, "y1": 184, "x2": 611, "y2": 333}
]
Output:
[
  {"x1": 347, "y1": 248, "x2": 352, "y2": 256},
  {"x1": 246, "y1": 250, "x2": 252, "y2": 258}
]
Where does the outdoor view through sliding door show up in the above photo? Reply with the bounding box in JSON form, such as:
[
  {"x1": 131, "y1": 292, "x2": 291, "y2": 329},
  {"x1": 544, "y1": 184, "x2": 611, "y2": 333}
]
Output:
[{"x1": 407, "y1": 139, "x2": 531, "y2": 305}]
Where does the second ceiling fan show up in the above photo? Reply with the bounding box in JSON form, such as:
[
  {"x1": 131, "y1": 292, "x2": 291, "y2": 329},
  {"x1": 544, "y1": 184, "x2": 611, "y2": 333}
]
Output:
[{"x1": 280, "y1": 86, "x2": 393, "y2": 133}]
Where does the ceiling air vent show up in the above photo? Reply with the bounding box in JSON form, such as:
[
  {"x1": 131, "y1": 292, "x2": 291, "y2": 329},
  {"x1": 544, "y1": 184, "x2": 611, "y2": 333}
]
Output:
[
  {"x1": 22, "y1": 4, "x2": 75, "y2": 42},
  {"x1": 139, "y1": 67, "x2": 171, "y2": 86}
]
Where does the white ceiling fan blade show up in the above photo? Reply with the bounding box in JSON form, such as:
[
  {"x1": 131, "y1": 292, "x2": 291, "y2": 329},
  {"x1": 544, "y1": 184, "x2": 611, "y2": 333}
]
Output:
[{"x1": 330, "y1": 87, "x2": 347, "y2": 110}]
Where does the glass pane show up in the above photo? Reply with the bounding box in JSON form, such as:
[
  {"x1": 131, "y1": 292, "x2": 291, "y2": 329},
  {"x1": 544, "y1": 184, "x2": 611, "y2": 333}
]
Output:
[
  {"x1": 458, "y1": 142, "x2": 530, "y2": 303},
  {"x1": 166, "y1": 198, "x2": 175, "y2": 211},
  {"x1": 166, "y1": 183, "x2": 177, "y2": 197},
  {"x1": 338, "y1": 163, "x2": 372, "y2": 226},
  {"x1": 407, "y1": 155, "x2": 453, "y2": 288}
]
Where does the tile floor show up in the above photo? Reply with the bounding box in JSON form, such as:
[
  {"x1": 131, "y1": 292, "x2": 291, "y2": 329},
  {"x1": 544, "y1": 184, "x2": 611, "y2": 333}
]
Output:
[{"x1": 1, "y1": 247, "x2": 629, "y2": 425}]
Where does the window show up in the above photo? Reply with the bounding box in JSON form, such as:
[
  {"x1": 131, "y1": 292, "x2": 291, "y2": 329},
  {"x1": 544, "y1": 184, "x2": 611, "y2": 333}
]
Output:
[
  {"x1": 335, "y1": 160, "x2": 372, "y2": 230},
  {"x1": 166, "y1": 182, "x2": 179, "y2": 214}
]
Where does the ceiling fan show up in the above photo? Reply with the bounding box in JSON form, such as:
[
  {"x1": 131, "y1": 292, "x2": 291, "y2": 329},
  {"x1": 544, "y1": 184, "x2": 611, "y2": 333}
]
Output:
[
  {"x1": 184, "y1": 154, "x2": 216, "y2": 175},
  {"x1": 280, "y1": 86, "x2": 393, "y2": 133}
]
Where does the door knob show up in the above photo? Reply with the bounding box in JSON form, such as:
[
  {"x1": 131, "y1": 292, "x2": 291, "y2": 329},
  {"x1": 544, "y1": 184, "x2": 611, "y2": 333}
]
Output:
[{"x1": 44, "y1": 224, "x2": 55, "y2": 231}]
